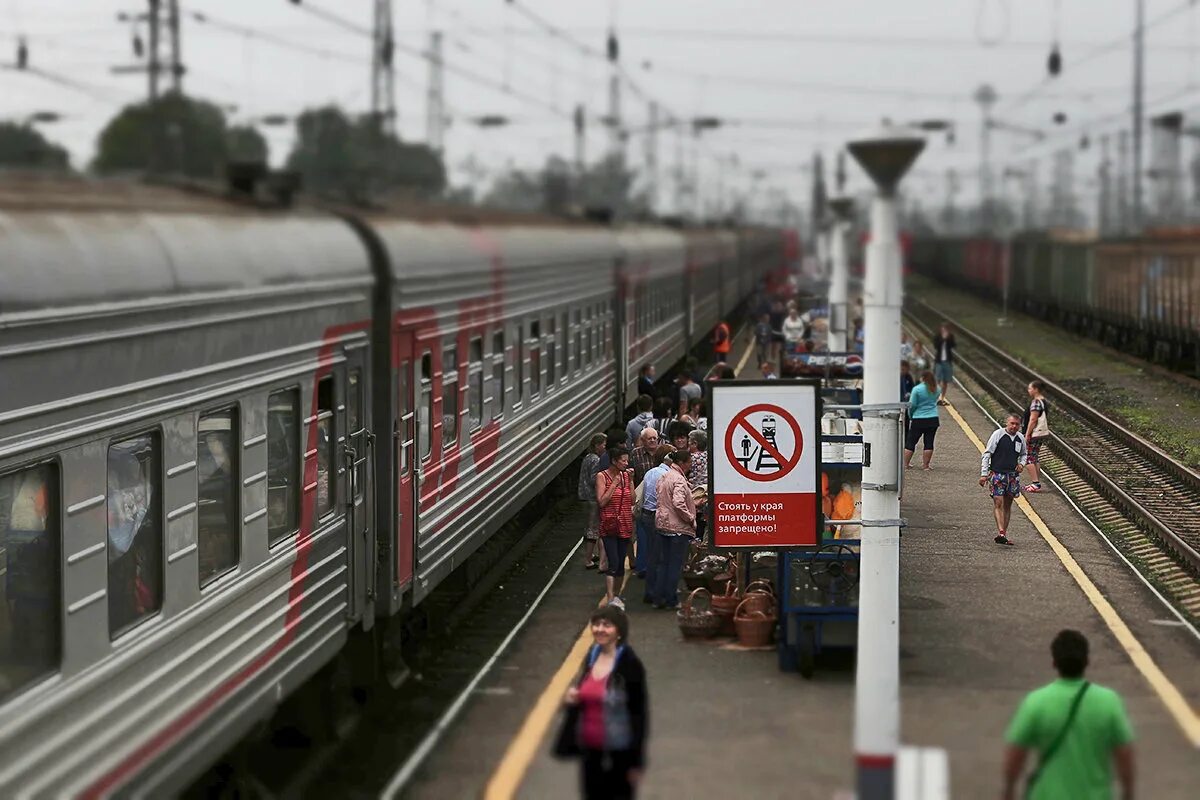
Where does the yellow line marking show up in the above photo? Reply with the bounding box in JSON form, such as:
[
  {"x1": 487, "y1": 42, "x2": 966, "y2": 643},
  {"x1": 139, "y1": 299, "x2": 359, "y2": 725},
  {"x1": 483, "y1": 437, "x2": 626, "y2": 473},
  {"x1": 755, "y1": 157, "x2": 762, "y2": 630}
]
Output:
[
  {"x1": 943, "y1": 402, "x2": 1200, "y2": 747},
  {"x1": 483, "y1": 622, "x2": 593, "y2": 800},
  {"x1": 484, "y1": 560, "x2": 631, "y2": 800},
  {"x1": 735, "y1": 329, "x2": 757, "y2": 375}
]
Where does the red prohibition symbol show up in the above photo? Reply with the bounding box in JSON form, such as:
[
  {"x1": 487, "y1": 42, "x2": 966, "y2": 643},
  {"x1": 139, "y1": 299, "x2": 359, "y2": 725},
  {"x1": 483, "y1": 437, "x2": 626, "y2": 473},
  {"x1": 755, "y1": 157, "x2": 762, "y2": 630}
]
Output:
[{"x1": 724, "y1": 403, "x2": 803, "y2": 482}]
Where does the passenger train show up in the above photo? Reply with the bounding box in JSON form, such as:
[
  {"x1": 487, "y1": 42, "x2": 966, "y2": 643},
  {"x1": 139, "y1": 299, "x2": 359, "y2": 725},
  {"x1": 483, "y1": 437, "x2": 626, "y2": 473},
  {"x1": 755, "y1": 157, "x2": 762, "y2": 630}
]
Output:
[{"x1": 0, "y1": 173, "x2": 792, "y2": 795}]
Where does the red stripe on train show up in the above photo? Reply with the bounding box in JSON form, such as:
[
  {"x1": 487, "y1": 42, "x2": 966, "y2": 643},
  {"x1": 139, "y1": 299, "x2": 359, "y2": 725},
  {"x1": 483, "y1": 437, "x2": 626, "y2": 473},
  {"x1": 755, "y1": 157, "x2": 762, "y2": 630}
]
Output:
[{"x1": 81, "y1": 321, "x2": 367, "y2": 799}]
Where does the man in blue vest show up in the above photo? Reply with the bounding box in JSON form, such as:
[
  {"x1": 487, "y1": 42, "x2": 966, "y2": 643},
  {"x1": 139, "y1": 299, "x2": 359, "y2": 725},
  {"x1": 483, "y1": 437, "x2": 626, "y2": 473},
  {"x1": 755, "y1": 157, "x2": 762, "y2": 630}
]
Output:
[{"x1": 979, "y1": 413, "x2": 1027, "y2": 546}]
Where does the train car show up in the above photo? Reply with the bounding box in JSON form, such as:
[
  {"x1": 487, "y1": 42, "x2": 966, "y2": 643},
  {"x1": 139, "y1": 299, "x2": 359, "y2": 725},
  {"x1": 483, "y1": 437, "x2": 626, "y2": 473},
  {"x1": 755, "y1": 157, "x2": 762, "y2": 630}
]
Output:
[
  {"x1": 616, "y1": 227, "x2": 687, "y2": 409},
  {"x1": 0, "y1": 174, "x2": 784, "y2": 794},
  {"x1": 0, "y1": 177, "x2": 374, "y2": 795},
  {"x1": 683, "y1": 229, "x2": 726, "y2": 347},
  {"x1": 359, "y1": 216, "x2": 621, "y2": 613}
]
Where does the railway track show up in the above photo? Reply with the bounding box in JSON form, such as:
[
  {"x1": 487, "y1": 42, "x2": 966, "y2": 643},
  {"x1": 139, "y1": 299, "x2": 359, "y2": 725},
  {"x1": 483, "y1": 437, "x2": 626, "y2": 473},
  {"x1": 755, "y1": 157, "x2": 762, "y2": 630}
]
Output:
[{"x1": 905, "y1": 299, "x2": 1200, "y2": 623}]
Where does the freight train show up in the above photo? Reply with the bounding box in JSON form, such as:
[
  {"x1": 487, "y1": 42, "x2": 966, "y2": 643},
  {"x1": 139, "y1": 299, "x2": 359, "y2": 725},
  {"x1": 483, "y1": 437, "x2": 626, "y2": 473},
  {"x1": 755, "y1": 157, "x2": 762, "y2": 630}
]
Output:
[
  {"x1": 910, "y1": 232, "x2": 1200, "y2": 373},
  {"x1": 0, "y1": 173, "x2": 793, "y2": 795}
]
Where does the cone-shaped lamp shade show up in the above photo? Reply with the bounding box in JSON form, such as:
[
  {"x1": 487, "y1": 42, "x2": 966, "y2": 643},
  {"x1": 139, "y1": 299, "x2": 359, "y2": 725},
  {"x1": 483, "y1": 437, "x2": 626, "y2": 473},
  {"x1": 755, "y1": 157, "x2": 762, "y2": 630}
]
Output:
[{"x1": 846, "y1": 127, "x2": 926, "y2": 194}]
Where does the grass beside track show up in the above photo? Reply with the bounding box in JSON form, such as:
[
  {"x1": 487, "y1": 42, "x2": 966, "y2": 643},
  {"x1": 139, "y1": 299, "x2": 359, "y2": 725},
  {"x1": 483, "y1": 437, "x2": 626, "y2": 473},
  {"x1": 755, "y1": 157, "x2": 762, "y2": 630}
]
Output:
[{"x1": 906, "y1": 274, "x2": 1200, "y2": 468}]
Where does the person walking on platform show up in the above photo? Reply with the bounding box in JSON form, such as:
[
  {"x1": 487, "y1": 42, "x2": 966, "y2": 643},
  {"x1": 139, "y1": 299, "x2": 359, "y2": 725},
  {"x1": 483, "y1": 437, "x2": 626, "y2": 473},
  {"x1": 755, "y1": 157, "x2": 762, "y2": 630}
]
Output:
[
  {"x1": 578, "y1": 433, "x2": 607, "y2": 569},
  {"x1": 555, "y1": 605, "x2": 648, "y2": 800},
  {"x1": 900, "y1": 360, "x2": 916, "y2": 402},
  {"x1": 1023, "y1": 380, "x2": 1051, "y2": 494},
  {"x1": 932, "y1": 322, "x2": 957, "y2": 405},
  {"x1": 782, "y1": 304, "x2": 807, "y2": 351},
  {"x1": 677, "y1": 373, "x2": 702, "y2": 416},
  {"x1": 1003, "y1": 629, "x2": 1135, "y2": 800},
  {"x1": 637, "y1": 445, "x2": 674, "y2": 603},
  {"x1": 637, "y1": 364, "x2": 657, "y2": 399},
  {"x1": 979, "y1": 413, "x2": 1028, "y2": 546},
  {"x1": 625, "y1": 394, "x2": 655, "y2": 448},
  {"x1": 909, "y1": 338, "x2": 929, "y2": 372},
  {"x1": 649, "y1": 450, "x2": 704, "y2": 609},
  {"x1": 711, "y1": 319, "x2": 732, "y2": 364},
  {"x1": 596, "y1": 446, "x2": 635, "y2": 607},
  {"x1": 754, "y1": 312, "x2": 774, "y2": 367},
  {"x1": 903, "y1": 370, "x2": 941, "y2": 470},
  {"x1": 648, "y1": 397, "x2": 674, "y2": 437},
  {"x1": 629, "y1": 427, "x2": 659, "y2": 491}
]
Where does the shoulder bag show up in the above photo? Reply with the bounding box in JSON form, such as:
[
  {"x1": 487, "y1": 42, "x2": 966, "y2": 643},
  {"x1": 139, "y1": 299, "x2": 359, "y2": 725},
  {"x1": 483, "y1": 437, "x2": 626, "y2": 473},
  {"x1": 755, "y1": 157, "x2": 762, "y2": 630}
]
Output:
[{"x1": 1024, "y1": 681, "x2": 1089, "y2": 799}]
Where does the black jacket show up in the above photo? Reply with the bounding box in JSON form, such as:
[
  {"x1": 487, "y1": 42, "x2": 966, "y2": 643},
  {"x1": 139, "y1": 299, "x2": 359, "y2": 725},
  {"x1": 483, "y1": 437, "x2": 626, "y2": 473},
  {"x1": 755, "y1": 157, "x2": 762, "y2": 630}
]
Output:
[
  {"x1": 553, "y1": 644, "x2": 649, "y2": 767},
  {"x1": 932, "y1": 333, "x2": 957, "y2": 364}
]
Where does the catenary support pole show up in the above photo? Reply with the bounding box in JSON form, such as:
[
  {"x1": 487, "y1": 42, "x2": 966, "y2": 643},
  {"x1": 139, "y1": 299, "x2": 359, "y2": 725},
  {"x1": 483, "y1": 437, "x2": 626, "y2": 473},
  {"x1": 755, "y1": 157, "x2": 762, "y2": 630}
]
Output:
[
  {"x1": 847, "y1": 127, "x2": 925, "y2": 800},
  {"x1": 828, "y1": 197, "x2": 853, "y2": 353}
]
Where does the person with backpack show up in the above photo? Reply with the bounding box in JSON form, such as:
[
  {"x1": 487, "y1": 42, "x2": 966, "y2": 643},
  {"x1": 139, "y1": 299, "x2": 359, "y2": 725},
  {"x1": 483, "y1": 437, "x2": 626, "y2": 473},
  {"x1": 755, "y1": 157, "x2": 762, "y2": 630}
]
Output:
[
  {"x1": 979, "y1": 413, "x2": 1028, "y2": 546},
  {"x1": 578, "y1": 433, "x2": 607, "y2": 569},
  {"x1": 1003, "y1": 630, "x2": 1134, "y2": 800},
  {"x1": 554, "y1": 605, "x2": 648, "y2": 800},
  {"x1": 625, "y1": 394, "x2": 655, "y2": 448},
  {"x1": 1023, "y1": 380, "x2": 1051, "y2": 493}
]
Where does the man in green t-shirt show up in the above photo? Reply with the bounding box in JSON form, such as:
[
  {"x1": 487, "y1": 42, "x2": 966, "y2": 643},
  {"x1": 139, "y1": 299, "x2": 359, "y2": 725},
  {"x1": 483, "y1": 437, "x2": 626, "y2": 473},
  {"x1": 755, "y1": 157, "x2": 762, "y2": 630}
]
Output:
[{"x1": 1003, "y1": 630, "x2": 1135, "y2": 800}]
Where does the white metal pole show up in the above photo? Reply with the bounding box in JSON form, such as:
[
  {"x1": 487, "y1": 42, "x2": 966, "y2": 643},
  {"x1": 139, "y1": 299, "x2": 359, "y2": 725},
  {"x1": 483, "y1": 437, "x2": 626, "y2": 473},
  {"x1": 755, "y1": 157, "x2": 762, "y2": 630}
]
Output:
[
  {"x1": 856, "y1": 190, "x2": 903, "y2": 800},
  {"x1": 828, "y1": 218, "x2": 849, "y2": 352}
]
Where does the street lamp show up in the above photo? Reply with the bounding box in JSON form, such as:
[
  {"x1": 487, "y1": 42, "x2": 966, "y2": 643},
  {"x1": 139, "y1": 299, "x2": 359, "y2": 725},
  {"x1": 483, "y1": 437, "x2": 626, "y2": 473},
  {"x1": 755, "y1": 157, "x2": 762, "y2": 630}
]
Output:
[{"x1": 846, "y1": 123, "x2": 925, "y2": 800}]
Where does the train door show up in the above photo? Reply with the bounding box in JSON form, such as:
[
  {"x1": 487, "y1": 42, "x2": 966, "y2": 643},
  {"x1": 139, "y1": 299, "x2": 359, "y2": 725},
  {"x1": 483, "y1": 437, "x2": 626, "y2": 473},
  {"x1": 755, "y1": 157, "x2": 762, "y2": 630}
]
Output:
[
  {"x1": 393, "y1": 329, "x2": 416, "y2": 592},
  {"x1": 345, "y1": 345, "x2": 375, "y2": 629}
]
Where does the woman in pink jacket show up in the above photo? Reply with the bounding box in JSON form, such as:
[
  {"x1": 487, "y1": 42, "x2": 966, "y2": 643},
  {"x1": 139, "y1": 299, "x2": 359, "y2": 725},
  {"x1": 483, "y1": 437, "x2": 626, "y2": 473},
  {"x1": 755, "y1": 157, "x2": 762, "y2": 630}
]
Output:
[{"x1": 648, "y1": 450, "x2": 706, "y2": 609}]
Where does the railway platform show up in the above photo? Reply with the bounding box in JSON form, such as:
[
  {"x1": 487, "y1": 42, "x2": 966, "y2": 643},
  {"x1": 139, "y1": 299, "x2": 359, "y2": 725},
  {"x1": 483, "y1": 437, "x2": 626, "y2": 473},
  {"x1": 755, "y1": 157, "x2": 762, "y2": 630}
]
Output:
[{"x1": 395, "y1": 359, "x2": 1200, "y2": 800}]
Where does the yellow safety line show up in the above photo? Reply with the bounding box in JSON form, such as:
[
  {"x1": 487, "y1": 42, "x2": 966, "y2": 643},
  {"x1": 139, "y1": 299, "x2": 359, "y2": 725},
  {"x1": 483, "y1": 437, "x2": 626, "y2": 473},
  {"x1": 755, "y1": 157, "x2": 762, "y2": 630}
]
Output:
[
  {"x1": 484, "y1": 571, "x2": 632, "y2": 799},
  {"x1": 735, "y1": 329, "x2": 757, "y2": 375},
  {"x1": 943, "y1": 402, "x2": 1200, "y2": 747},
  {"x1": 485, "y1": 332, "x2": 756, "y2": 799}
]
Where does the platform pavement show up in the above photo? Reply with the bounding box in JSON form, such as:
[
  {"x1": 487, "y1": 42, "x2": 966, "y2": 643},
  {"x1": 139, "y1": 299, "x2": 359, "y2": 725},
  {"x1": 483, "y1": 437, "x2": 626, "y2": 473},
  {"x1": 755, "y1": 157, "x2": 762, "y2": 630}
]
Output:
[{"x1": 403, "y1": 359, "x2": 1200, "y2": 799}]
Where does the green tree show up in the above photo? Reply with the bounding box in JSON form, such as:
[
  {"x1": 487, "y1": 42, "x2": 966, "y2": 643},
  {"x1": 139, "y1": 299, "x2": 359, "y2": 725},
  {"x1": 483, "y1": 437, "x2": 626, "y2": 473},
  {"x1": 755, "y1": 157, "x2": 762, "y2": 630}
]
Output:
[
  {"x1": 285, "y1": 107, "x2": 446, "y2": 200},
  {"x1": 93, "y1": 92, "x2": 229, "y2": 177},
  {"x1": 226, "y1": 125, "x2": 269, "y2": 163},
  {"x1": 0, "y1": 123, "x2": 70, "y2": 170}
]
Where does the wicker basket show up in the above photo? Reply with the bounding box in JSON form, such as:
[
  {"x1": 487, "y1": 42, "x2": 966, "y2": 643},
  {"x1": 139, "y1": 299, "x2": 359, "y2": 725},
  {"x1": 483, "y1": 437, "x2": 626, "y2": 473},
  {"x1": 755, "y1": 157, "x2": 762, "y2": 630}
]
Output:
[
  {"x1": 734, "y1": 597, "x2": 776, "y2": 648},
  {"x1": 677, "y1": 588, "x2": 722, "y2": 640},
  {"x1": 709, "y1": 567, "x2": 741, "y2": 636}
]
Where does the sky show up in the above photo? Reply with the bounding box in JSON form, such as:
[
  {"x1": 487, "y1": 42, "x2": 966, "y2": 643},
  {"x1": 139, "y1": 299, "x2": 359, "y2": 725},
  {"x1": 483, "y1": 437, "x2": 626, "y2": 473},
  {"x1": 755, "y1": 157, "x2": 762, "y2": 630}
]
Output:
[{"x1": 3, "y1": 0, "x2": 1200, "y2": 222}]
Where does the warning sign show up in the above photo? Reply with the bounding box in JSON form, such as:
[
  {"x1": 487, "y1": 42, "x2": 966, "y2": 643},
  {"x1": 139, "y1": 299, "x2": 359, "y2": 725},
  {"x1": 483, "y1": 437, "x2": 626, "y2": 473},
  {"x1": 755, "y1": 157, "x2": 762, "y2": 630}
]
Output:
[
  {"x1": 725, "y1": 404, "x2": 803, "y2": 482},
  {"x1": 709, "y1": 381, "x2": 820, "y2": 549}
]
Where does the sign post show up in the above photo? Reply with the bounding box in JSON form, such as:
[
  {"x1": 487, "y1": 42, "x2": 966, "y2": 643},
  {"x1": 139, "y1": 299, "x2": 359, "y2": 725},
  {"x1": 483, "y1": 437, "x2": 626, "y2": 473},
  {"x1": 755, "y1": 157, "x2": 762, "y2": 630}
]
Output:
[{"x1": 709, "y1": 380, "x2": 821, "y2": 549}]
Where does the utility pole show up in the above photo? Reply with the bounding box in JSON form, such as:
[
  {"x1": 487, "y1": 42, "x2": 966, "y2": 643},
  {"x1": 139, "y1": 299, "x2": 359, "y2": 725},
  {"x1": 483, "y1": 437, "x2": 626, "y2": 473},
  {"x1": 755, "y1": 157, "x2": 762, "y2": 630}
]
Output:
[
  {"x1": 425, "y1": 31, "x2": 445, "y2": 154},
  {"x1": 645, "y1": 101, "x2": 659, "y2": 214},
  {"x1": 371, "y1": 0, "x2": 396, "y2": 136},
  {"x1": 1132, "y1": 0, "x2": 1145, "y2": 231},
  {"x1": 147, "y1": 0, "x2": 161, "y2": 101},
  {"x1": 166, "y1": 0, "x2": 181, "y2": 93},
  {"x1": 1099, "y1": 135, "x2": 1112, "y2": 235},
  {"x1": 673, "y1": 122, "x2": 684, "y2": 215},
  {"x1": 974, "y1": 83, "x2": 998, "y2": 231},
  {"x1": 1117, "y1": 130, "x2": 1131, "y2": 233},
  {"x1": 573, "y1": 104, "x2": 586, "y2": 177}
]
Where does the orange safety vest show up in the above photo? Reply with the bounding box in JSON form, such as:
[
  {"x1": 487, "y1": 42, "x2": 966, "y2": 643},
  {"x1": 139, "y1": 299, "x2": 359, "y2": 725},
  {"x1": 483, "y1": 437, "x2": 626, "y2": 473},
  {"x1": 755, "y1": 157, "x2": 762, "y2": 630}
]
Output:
[{"x1": 713, "y1": 322, "x2": 731, "y2": 355}]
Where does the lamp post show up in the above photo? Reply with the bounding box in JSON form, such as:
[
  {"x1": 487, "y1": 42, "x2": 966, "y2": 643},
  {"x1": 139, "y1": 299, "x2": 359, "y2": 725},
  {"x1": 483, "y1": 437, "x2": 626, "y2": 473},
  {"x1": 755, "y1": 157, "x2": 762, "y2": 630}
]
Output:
[
  {"x1": 827, "y1": 195, "x2": 854, "y2": 352},
  {"x1": 846, "y1": 124, "x2": 925, "y2": 800}
]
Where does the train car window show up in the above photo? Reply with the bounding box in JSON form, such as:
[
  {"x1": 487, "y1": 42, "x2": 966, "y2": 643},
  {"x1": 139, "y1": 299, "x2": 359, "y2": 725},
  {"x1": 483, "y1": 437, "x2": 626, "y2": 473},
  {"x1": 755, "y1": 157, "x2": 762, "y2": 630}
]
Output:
[
  {"x1": 267, "y1": 389, "x2": 300, "y2": 544},
  {"x1": 399, "y1": 364, "x2": 411, "y2": 476},
  {"x1": 529, "y1": 321, "x2": 542, "y2": 399},
  {"x1": 514, "y1": 326, "x2": 524, "y2": 408},
  {"x1": 443, "y1": 344, "x2": 459, "y2": 449},
  {"x1": 108, "y1": 433, "x2": 162, "y2": 637},
  {"x1": 546, "y1": 316, "x2": 557, "y2": 388},
  {"x1": 419, "y1": 353, "x2": 432, "y2": 460},
  {"x1": 0, "y1": 461, "x2": 60, "y2": 703},
  {"x1": 490, "y1": 332, "x2": 504, "y2": 421},
  {"x1": 315, "y1": 377, "x2": 335, "y2": 519},
  {"x1": 349, "y1": 370, "x2": 364, "y2": 497},
  {"x1": 468, "y1": 338, "x2": 484, "y2": 432},
  {"x1": 198, "y1": 408, "x2": 238, "y2": 587},
  {"x1": 571, "y1": 309, "x2": 581, "y2": 374}
]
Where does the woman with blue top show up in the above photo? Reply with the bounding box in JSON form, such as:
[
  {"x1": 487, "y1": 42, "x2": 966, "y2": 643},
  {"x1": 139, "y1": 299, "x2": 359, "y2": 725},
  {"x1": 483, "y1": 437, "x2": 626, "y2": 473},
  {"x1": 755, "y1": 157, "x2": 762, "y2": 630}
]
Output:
[{"x1": 904, "y1": 369, "x2": 941, "y2": 470}]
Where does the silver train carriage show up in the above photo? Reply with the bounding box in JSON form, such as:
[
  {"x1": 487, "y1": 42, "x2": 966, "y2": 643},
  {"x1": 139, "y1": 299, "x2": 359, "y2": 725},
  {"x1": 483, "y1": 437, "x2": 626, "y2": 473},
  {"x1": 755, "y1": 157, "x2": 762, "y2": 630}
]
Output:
[{"x1": 0, "y1": 176, "x2": 791, "y2": 795}]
